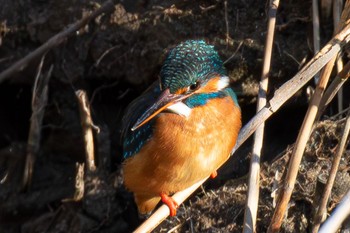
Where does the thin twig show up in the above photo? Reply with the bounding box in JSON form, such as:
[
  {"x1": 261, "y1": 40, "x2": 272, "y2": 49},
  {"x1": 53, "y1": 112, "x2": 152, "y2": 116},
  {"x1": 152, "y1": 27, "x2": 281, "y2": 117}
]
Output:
[
  {"x1": 22, "y1": 57, "x2": 53, "y2": 190},
  {"x1": 90, "y1": 79, "x2": 120, "y2": 105},
  {"x1": 0, "y1": 0, "x2": 115, "y2": 84},
  {"x1": 132, "y1": 21, "x2": 350, "y2": 233},
  {"x1": 268, "y1": 2, "x2": 350, "y2": 231},
  {"x1": 223, "y1": 40, "x2": 243, "y2": 65},
  {"x1": 75, "y1": 90, "x2": 97, "y2": 172},
  {"x1": 330, "y1": 106, "x2": 350, "y2": 120},
  {"x1": 312, "y1": 108, "x2": 350, "y2": 232},
  {"x1": 317, "y1": 60, "x2": 350, "y2": 119},
  {"x1": 319, "y1": 188, "x2": 350, "y2": 233},
  {"x1": 94, "y1": 45, "x2": 121, "y2": 67},
  {"x1": 243, "y1": 0, "x2": 279, "y2": 232}
]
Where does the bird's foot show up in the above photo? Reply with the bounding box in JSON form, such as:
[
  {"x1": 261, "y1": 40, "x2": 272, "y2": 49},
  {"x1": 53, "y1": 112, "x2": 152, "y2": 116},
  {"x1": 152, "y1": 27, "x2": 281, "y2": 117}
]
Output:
[
  {"x1": 210, "y1": 170, "x2": 217, "y2": 179},
  {"x1": 160, "y1": 193, "x2": 178, "y2": 216}
]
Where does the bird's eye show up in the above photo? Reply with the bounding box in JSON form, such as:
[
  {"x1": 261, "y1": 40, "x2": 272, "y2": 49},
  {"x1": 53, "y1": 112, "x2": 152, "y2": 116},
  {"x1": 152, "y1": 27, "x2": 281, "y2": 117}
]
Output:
[{"x1": 189, "y1": 82, "x2": 200, "y2": 91}]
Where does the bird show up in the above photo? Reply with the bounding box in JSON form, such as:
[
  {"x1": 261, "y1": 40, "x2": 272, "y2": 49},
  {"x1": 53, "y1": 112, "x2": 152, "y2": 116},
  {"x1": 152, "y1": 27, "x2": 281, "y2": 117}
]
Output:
[{"x1": 121, "y1": 40, "x2": 241, "y2": 217}]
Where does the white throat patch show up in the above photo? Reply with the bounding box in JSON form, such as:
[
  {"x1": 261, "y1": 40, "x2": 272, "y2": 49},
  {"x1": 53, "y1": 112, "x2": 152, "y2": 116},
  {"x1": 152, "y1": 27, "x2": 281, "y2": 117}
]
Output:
[
  {"x1": 167, "y1": 101, "x2": 192, "y2": 118},
  {"x1": 217, "y1": 76, "x2": 230, "y2": 90}
]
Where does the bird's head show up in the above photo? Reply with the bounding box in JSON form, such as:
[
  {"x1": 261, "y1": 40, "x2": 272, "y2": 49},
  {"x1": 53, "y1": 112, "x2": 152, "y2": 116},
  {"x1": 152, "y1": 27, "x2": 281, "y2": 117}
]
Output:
[{"x1": 132, "y1": 40, "x2": 230, "y2": 131}]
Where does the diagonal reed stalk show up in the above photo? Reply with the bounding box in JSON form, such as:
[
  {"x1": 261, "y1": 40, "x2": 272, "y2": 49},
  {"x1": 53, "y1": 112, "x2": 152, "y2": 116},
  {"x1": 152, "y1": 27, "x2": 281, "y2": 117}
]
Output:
[
  {"x1": 133, "y1": 20, "x2": 350, "y2": 233},
  {"x1": 312, "y1": 107, "x2": 350, "y2": 232},
  {"x1": 268, "y1": 1, "x2": 350, "y2": 232},
  {"x1": 319, "y1": 187, "x2": 350, "y2": 233},
  {"x1": 0, "y1": 0, "x2": 116, "y2": 84},
  {"x1": 317, "y1": 60, "x2": 350, "y2": 119},
  {"x1": 268, "y1": 54, "x2": 336, "y2": 233}
]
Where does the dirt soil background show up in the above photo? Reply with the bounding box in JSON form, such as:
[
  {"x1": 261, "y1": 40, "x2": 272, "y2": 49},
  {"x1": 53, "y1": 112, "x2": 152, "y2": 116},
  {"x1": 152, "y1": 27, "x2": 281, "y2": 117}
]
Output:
[{"x1": 0, "y1": 0, "x2": 350, "y2": 232}]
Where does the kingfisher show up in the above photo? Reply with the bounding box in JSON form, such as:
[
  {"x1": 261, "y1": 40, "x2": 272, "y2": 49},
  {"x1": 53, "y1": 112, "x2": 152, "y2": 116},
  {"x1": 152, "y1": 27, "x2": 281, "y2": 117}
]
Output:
[{"x1": 121, "y1": 40, "x2": 241, "y2": 217}]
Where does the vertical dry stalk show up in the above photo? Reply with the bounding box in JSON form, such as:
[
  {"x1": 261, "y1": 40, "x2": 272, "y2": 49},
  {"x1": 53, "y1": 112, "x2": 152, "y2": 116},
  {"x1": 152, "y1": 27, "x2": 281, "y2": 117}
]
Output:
[
  {"x1": 334, "y1": 0, "x2": 344, "y2": 113},
  {"x1": 268, "y1": 53, "x2": 336, "y2": 233},
  {"x1": 312, "y1": 0, "x2": 321, "y2": 84},
  {"x1": 319, "y1": 188, "x2": 350, "y2": 232},
  {"x1": 243, "y1": 0, "x2": 279, "y2": 232},
  {"x1": 23, "y1": 58, "x2": 52, "y2": 190},
  {"x1": 317, "y1": 60, "x2": 350, "y2": 119},
  {"x1": 312, "y1": 108, "x2": 350, "y2": 232},
  {"x1": 268, "y1": 2, "x2": 350, "y2": 231},
  {"x1": 236, "y1": 21, "x2": 350, "y2": 151},
  {"x1": 75, "y1": 90, "x2": 97, "y2": 172}
]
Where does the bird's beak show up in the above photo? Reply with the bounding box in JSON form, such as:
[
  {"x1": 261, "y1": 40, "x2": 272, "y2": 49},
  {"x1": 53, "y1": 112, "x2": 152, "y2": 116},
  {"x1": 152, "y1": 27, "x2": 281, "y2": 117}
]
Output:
[{"x1": 131, "y1": 88, "x2": 191, "y2": 131}]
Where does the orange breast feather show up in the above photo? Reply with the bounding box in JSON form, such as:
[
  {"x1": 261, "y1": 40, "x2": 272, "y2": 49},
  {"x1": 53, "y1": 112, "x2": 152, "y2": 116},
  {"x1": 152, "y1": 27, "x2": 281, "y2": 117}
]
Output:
[{"x1": 123, "y1": 95, "x2": 241, "y2": 213}]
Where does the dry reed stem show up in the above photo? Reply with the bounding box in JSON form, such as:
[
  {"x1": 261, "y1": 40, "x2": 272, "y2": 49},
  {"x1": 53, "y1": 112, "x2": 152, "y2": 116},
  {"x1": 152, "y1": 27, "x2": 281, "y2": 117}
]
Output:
[
  {"x1": 75, "y1": 90, "x2": 97, "y2": 172},
  {"x1": 243, "y1": 0, "x2": 279, "y2": 232},
  {"x1": 133, "y1": 22, "x2": 350, "y2": 233},
  {"x1": 235, "y1": 20, "x2": 350, "y2": 151},
  {"x1": 334, "y1": 0, "x2": 344, "y2": 113},
  {"x1": 319, "y1": 188, "x2": 350, "y2": 233},
  {"x1": 268, "y1": 55, "x2": 336, "y2": 233},
  {"x1": 0, "y1": 0, "x2": 115, "y2": 84},
  {"x1": 23, "y1": 57, "x2": 52, "y2": 190},
  {"x1": 317, "y1": 60, "x2": 350, "y2": 119},
  {"x1": 268, "y1": 2, "x2": 350, "y2": 231},
  {"x1": 312, "y1": 108, "x2": 350, "y2": 232},
  {"x1": 312, "y1": 0, "x2": 321, "y2": 84}
]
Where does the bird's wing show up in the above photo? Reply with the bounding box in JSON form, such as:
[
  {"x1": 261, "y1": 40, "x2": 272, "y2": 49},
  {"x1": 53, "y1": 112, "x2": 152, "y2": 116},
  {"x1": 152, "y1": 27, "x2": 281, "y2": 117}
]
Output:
[{"x1": 121, "y1": 81, "x2": 160, "y2": 159}]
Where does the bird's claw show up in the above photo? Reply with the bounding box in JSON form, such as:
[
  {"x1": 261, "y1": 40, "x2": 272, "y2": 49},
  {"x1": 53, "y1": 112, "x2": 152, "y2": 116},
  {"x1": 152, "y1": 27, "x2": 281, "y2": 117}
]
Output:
[
  {"x1": 210, "y1": 170, "x2": 217, "y2": 179},
  {"x1": 160, "y1": 193, "x2": 178, "y2": 216}
]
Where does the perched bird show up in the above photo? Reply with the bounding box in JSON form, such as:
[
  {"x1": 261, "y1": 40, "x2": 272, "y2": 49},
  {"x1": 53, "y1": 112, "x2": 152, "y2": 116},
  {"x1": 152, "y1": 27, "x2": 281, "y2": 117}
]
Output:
[{"x1": 121, "y1": 40, "x2": 241, "y2": 216}]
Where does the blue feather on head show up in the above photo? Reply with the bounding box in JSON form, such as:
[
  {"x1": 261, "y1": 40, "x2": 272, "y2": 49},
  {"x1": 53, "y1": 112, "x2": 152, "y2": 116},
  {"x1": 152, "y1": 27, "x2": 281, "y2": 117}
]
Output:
[{"x1": 160, "y1": 40, "x2": 227, "y2": 93}]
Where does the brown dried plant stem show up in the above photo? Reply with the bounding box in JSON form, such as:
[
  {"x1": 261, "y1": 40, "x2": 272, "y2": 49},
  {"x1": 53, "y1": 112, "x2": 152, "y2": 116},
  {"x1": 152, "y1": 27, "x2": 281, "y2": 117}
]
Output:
[
  {"x1": 236, "y1": 21, "x2": 350, "y2": 150},
  {"x1": 243, "y1": 0, "x2": 279, "y2": 232},
  {"x1": 0, "y1": 0, "x2": 115, "y2": 84},
  {"x1": 23, "y1": 57, "x2": 52, "y2": 189},
  {"x1": 133, "y1": 22, "x2": 350, "y2": 233},
  {"x1": 312, "y1": 108, "x2": 350, "y2": 232},
  {"x1": 75, "y1": 90, "x2": 96, "y2": 172},
  {"x1": 268, "y1": 2, "x2": 350, "y2": 231},
  {"x1": 268, "y1": 52, "x2": 336, "y2": 233},
  {"x1": 312, "y1": 0, "x2": 321, "y2": 84},
  {"x1": 317, "y1": 60, "x2": 350, "y2": 119},
  {"x1": 319, "y1": 187, "x2": 350, "y2": 233},
  {"x1": 334, "y1": 0, "x2": 344, "y2": 113}
]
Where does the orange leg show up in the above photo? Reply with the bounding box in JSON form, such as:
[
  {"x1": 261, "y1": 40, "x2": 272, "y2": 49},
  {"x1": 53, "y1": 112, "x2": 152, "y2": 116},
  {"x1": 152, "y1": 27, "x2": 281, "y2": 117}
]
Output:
[
  {"x1": 210, "y1": 170, "x2": 217, "y2": 179},
  {"x1": 160, "y1": 193, "x2": 178, "y2": 216}
]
